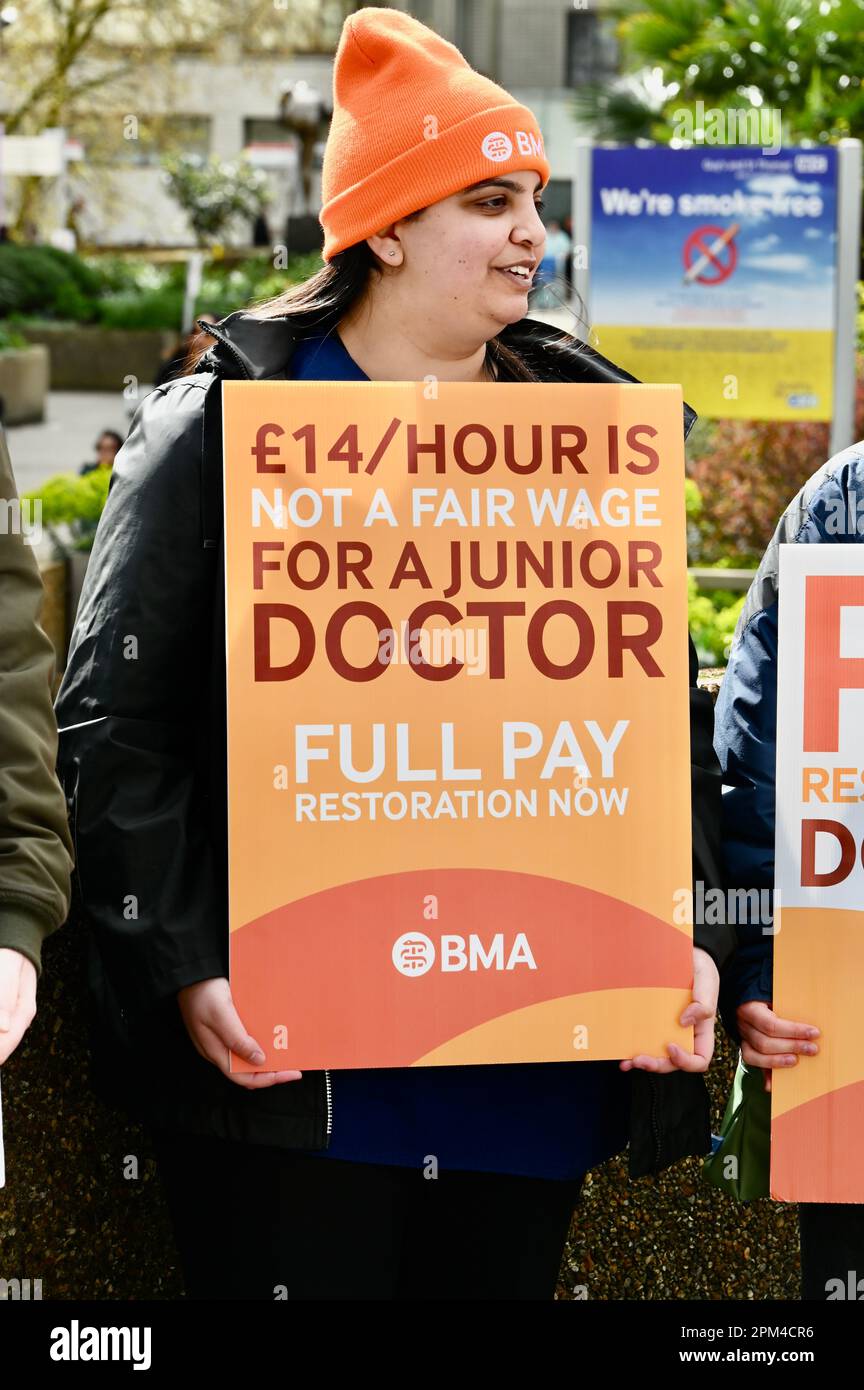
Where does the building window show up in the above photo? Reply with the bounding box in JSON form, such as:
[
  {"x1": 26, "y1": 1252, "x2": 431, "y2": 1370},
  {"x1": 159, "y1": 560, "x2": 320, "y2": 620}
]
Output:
[
  {"x1": 82, "y1": 115, "x2": 211, "y2": 167},
  {"x1": 244, "y1": 118, "x2": 298, "y2": 146},
  {"x1": 565, "y1": 10, "x2": 619, "y2": 88},
  {"x1": 241, "y1": 1, "x2": 346, "y2": 55}
]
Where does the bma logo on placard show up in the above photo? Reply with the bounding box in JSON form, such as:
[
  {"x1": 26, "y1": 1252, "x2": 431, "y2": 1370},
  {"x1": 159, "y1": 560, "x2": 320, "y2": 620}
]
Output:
[
  {"x1": 392, "y1": 932, "x2": 435, "y2": 976},
  {"x1": 392, "y1": 931, "x2": 536, "y2": 975}
]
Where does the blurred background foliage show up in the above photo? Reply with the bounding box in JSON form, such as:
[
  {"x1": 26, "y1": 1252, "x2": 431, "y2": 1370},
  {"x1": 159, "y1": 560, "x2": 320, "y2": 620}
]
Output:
[
  {"x1": 573, "y1": 0, "x2": 864, "y2": 145},
  {"x1": 0, "y1": 241, "x2": 322, "y2": 328},
  {"x1": 5, "y1": 234, "x2": 862, "y2": 666}
]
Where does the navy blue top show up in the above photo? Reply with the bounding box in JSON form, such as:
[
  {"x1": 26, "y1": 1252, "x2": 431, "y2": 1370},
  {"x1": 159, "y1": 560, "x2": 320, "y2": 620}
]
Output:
[{"x1": 290, "y1": 327, "x2": 632, "y2": 1179}]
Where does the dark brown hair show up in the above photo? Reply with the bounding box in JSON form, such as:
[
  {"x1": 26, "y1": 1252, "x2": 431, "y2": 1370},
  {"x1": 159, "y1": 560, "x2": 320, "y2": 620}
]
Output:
[{"x1": 187, "y1": 206, "x2": 570, "y2": 381}]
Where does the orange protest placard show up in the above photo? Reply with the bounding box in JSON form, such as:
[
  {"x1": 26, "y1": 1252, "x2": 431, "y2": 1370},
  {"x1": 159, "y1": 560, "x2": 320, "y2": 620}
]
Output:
[
  {"x1": 221, "y1": 379, "x2": 693, "y2": 1071},
  {"x1": 772, "y1": 546, "x2": 864, "y2": 1202}
]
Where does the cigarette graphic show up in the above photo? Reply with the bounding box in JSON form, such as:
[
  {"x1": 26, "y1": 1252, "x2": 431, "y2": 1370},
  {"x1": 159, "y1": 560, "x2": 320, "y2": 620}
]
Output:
[{"x1": 683, "y1": 222, "x2": 740, "y2": 284}]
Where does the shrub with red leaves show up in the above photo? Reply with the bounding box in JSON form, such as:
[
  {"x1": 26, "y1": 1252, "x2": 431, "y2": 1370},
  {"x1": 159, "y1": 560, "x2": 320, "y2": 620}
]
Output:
[{"x1": 688, "y1": 360, "x2": 864, "y2": 566}]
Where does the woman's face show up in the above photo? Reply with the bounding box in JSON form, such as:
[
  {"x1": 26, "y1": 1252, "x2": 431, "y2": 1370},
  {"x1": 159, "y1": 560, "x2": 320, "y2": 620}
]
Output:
[
  {"x1": 95, "y1": 433, "x2": 120, "y2": 463},
  {"x1": 382, "y1": 170, "x2": 548, "y2": 338}
]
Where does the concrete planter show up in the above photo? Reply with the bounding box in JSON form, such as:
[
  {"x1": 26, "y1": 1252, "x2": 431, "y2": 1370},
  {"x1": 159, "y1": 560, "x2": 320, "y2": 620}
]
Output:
[
  {"x1": 37, "y1": 558, "x2": 67, "y2": 687},
  {"x1": 19, "y1": 325, "x2": 176, "y2": 391},
  {"x1": 65, "y1": 549, "x2": 91, "y2": 661},
  {"x1": 0, "y1": 344, "x2": 50, "y2": 424},
  {"x1": 37, "y1": 549, "x2": 91, "y2": 674}
]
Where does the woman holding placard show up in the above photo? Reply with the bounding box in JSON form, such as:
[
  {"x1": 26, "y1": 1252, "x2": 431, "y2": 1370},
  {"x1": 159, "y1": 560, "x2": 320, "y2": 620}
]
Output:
[{"x1": 55, "y1": 7, "x2": 733, "y2": 1300}]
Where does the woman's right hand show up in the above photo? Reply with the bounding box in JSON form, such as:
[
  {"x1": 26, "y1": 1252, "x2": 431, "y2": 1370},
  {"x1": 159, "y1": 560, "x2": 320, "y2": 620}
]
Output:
[
  {"x1": 736, "y1": 1000, "x2": 821, "y2": 1093},
  {"x1": 177, "y1": 977, "x2": 302, "y2": 1089}
]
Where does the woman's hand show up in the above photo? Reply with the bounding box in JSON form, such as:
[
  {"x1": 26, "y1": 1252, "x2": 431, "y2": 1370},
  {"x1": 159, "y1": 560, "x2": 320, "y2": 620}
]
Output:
[
  {"x1": 619, "y1": 945, "x2": 719, "y2": 1075},
  {"x1": 0, "y1": 949, "x2": 37, "y2": 1065},
  {"x1": 177, "y1": 977, "x2": 303, "y2": 1089},
  {"x1": 736, "y1": 1000, "x2": 820, "y2": 1092}
]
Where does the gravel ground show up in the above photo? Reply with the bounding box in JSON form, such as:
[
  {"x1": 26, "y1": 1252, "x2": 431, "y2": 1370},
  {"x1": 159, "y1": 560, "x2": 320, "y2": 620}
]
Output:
[
  {"x1": 0, "y1": 914, "x2": 799, "y2": 1301},
  {"x1": 558, "y1": 1028, "x2": 800, "y2": 1301},
  {"x1": 7, "y1": 663, "x2": 775, "y2": 1301}
]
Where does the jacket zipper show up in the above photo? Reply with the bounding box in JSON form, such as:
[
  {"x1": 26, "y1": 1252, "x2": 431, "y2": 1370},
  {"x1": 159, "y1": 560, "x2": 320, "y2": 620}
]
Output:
[
  {"x1": 324, "y1": 1068, "x2": 333, "y2": 1137},
  {"x1": 650, "y1": 1074, "x2": 662, "y2": 1169}
]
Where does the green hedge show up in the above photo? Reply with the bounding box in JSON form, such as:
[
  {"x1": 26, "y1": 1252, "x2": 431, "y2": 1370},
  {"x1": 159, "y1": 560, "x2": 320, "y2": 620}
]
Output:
[
  {"x1": 21, "y1": 469, "x2": 112, "y2": 554},
  {"x1": 0, "y1": 244, "x2": 322, "y2": 331},
  {"x1": 0, "y1": 244, "x2": 104, "y2": 321},
  {"x1": 688, "y1": 577, "x2": 745, "y2": 667}
]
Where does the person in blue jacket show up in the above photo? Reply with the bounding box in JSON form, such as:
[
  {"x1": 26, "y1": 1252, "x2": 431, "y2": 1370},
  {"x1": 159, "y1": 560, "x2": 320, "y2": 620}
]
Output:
[{"x1": 714, "y1": 437, "x2": 864, "y2": 1300}]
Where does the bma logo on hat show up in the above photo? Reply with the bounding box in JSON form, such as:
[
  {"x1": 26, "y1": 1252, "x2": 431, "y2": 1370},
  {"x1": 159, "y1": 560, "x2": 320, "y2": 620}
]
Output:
[
  {"x1": 481, "y1": 131, "x2": 513, "y2": 161},
  {"x1": 392, "y1": 932, "x2": 435, "y2": 976},
  {"x1": 481, "y1": 129, "x2": 546, "y2": 163}
]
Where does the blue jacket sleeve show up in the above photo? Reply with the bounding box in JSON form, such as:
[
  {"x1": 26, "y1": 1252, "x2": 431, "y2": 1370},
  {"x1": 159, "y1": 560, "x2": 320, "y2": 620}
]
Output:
[
  {"x1": 713, "y1": 445, "x2": 864, "y2": 1042},
  {"x1": 713, "y1": 603, "x2": 778, "y2": 1040}
]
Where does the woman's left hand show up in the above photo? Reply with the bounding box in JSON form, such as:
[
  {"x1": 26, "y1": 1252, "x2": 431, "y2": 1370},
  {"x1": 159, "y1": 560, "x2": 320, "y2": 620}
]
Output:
[{"x1": 619, "y1": 946, "x2": 719, "y2": 1075}]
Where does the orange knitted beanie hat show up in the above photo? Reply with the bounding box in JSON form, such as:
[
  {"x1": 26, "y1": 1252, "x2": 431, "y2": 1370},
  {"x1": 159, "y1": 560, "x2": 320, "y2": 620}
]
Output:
[{"x1": 319, "y1": 7, "x2": 551, "y2": 261}]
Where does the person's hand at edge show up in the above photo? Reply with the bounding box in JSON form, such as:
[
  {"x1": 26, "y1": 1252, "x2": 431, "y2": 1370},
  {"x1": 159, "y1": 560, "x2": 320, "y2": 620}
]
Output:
[
  {"x1": 619, "y1": 945, "x2": 720, "y2": 1075},
  {"x1": 0, "y1": 948, "x2": 37, "y2": 1065},
  {"x1": 736, "y1": 999, "x2": 820, "y2": 1093},
  {"x1": 177, "y1": 976, "x2": 302, "y2": 1089}
]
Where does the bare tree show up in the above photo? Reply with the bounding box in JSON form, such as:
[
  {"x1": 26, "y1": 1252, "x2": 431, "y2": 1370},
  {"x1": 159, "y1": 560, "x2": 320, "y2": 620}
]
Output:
[{"x1": 0, "y1": 0, "x2": 353, "y2": 237}]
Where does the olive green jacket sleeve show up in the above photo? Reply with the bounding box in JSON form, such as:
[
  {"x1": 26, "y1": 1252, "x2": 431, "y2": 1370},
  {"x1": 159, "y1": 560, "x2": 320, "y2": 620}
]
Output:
[{"x1": 0, "y1": 424, "x2": 73, "y2": 974}]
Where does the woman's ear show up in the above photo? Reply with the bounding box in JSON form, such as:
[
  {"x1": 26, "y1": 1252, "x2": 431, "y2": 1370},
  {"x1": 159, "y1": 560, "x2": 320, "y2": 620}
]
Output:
[{"x1": 366, "y1": 228, "x2": 402, "y2": 265}]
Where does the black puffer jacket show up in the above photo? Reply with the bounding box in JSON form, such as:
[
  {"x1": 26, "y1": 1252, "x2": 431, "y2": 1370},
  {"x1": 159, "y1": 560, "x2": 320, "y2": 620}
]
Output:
[{"x1": 54, "y1": 308, "x2": 734, "y2": 1172}]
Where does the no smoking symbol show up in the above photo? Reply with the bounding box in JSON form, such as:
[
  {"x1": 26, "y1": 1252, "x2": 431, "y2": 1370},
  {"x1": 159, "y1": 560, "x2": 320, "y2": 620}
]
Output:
[{"x1": 682, "y1": 223, "x2": 739, "y2": 285}]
